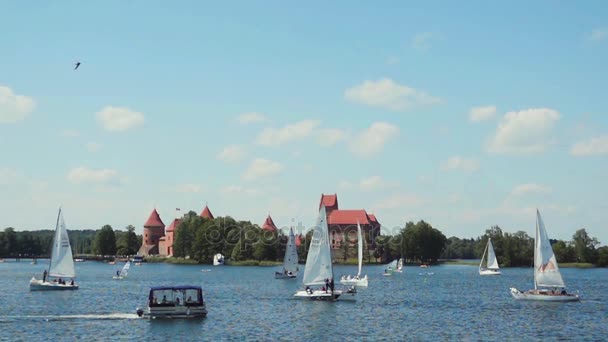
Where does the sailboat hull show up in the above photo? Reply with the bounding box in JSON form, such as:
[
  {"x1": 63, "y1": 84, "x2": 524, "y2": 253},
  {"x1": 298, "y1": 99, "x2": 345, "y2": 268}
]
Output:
[
  {"x1": 29, "y1": 277, "x2": 78, "y2": 291},
  {"x1": 294, "y1": 290, "x2": 341, "y2": 301},
  {"x1": 510, "y1": 288, "x2": 579, "y2": 302},
  {"x1": 479, "y1": 269, "x2": 501, "y2": 276},
  {"x1": 339, "y1": 275, "x2": 368, "y2": 287}
]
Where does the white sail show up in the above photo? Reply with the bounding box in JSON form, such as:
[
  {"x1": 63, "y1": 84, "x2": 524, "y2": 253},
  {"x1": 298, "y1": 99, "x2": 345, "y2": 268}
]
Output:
[
  {"x1": 486, "y1": 238, "x2": 500, "y2": 270},
  {"x1": 302, "y1": 206, "x2": 333, "y2": 286},
  {"x1": 120, "y1": 261, "x2": 131, "y2": 277},
  {"x1": 357, "y1": 222, "x2": 363, "y2": 277},
  {"x1": 534, "y1": 210, "x2": 565, "y2": 288},
  {"x1": 283, "y1": 228, "x2": 299, "y2": 274},
  {"x1": 387, "y1": 259, "x2": 397, "y2": 270},
  {"x1": 48, "y1": 209, "x2": 76, "y2": 278},
  {"x1": 397, "y1": 258, "x2": 403, "y2": 271}
]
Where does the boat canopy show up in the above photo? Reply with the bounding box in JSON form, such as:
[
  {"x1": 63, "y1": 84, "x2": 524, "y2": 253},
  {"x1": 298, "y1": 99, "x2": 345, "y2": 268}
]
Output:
[{"x1": 148, "y1": 286, "x2": 204, "y2": 306}]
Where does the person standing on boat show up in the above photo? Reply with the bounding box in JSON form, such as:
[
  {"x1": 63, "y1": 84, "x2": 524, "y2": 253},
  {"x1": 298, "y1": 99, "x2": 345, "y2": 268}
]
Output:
[{"x1": 42, "y1": 270, "x2": 47, "y2": 282}]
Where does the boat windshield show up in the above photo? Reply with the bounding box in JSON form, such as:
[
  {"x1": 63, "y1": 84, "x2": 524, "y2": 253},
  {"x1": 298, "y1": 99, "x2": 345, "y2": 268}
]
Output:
[{"x1": 149, "y1": 287, "x2": 203, "y2": 306}]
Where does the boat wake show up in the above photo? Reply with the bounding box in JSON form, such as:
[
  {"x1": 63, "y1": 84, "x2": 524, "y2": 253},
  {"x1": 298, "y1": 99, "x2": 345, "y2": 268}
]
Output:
[{"x1": 0, "y1": 313, "x2": 139, "y2": 322}]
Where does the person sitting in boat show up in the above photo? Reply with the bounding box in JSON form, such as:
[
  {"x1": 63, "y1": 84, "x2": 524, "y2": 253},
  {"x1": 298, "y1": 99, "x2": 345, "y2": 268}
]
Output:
[
  {"x1": 186, "y1": 296, "x2": 193, "y2": 303},
  {"x1": 58, "y1": 278, "x2": 63, "y2": 284},
  {"x1": 70, "y1": 279, "x2": 74, "y2": 286},
  {"x1": 175, "y1": 297, "x2": 180, "y2": 305},
  {"x1": 305, "y1": 286, "x2": 312, "y2": 294},
  {"x1": 116, "y1": 270, "x2": 120, "y2": 277},
  {"x1": 287, "y1": 271, "x2": 293, "y2": 276},
  {"x1": 162, "y1": 295, "x2": 167, "y2": 304}
]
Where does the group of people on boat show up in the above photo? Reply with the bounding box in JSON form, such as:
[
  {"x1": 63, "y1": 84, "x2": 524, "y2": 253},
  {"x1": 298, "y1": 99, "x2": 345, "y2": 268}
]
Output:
[{"x1": 153, "y1": 295, "x2": 195, "y2": 305}]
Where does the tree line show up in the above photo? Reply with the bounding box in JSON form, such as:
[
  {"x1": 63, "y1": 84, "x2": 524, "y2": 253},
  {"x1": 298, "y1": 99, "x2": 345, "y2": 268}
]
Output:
[
  {"x1": 0, "y1": 225, "x2": 141, "y2": 258},
  {"x1": 441, "y1": 226, "x2": 608, "y2": 267}
]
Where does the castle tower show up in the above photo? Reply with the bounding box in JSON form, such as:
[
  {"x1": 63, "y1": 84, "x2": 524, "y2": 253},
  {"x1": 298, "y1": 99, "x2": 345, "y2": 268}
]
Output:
[
  {"x1": 262, "y1": 215, "x2": 278, "y2": 232},
  {"x1": 140, "y1": 208, "x2": 165, "y2": 256},
  {"x1": 200, "y1": 204, "x2": 214, "y2": 219}
]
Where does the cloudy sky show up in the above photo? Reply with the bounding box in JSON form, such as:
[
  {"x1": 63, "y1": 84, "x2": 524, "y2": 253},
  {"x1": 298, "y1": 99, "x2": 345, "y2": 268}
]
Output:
[{"x1": 1, "y1": 1, "x2": 607, "y2": 244}]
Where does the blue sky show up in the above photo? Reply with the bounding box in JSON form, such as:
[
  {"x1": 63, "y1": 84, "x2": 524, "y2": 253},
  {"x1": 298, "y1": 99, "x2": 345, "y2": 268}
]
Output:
[{"x1": 1, "y1": 1, "x2": 607, "y2": 244}]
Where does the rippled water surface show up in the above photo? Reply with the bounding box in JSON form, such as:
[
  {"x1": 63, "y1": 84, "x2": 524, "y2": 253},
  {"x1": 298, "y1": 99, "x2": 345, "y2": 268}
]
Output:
[{"x1": 1, "y1": 261, "x2": 606, "y2": 341}]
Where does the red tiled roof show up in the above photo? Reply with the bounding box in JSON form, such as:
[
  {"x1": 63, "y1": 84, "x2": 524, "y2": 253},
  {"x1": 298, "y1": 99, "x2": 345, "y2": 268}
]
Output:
[
  {"x1": 319, "y1": 193, "x2": 339, "y2": 211},
  {"x1": 144, "y1": 209, "x2": 165, "y2": 228},
  {"x1": 200, "y1": 205, "x2": 214, "y2": 219},
  {"x1": 262, "y1": 215, "x2": 277, "y2": 232},
  {"x1": 368, "y1": 214, "x2": 379, "y2": 225},
  {"x1": 327, "y1": 209, "x2": 370, "y2": 225},
  {"x1": 166, "y1": 218, "x2": 182, "y2": 233}
]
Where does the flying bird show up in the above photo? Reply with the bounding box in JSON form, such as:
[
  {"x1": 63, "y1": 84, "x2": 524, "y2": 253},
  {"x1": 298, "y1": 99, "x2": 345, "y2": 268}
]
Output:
[{"x1": 74, "y1": 62, "x2": 81, "y2": 70}]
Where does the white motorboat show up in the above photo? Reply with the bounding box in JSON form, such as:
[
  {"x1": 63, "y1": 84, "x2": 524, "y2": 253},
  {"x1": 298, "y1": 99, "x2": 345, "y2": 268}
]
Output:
[
  {"x1": 479, "y1": 238, "x2": 501, "y2": 275},
  {"x1": 213, "y1": 253, "x2": 224, "y2": 266},
  {"x1": 136, "y1": 286, "x2": 207, "y2": 319},
  {"x1": 510, "y1": 210, "x2": 580, "y2": 302},
  {"x1": 340, "y1": 222, "x2": 368, "y2": 287},
  {"x1": 30, "y1": 208, "x2": 79, "y2": 291},
  {"x1": 275, "y1": 228, "x2": 299, "y2": 279}
]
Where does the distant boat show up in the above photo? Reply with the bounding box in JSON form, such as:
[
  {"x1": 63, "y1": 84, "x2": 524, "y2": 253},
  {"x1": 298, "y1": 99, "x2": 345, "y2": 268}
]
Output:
[
  {"x1": 294, "y1": 205, "x2": 356, "y2": 301},
  {"x1": 30, "y1": 208, "x2": 79, "y2": 291},
  {"x1": 136, "y1": 285, "x2": 207, "y2": 319},
  {"x1": 213, "y1": 253, "x2": 224, "y2": 266},
  {"x1": 31, "y1": 258, "x2": 37, "y2": 265},
  {"x1": 383, "y1": 259, "x2": 398, "y2": 276},
  {"x1": 201, "y1": 269, "x2": 211, "y2": 272},
  {"x1": 510, "y1": 210, "x2": 580, "y2": 301},
  {"x1": 340, "y1": 222, "x2": 368, "y2": 287},
  {"x1": 479, "y1": 237, "x2": 501, "y2": 275},
  {"x1": 74, "y1": 258, "x2": 85, "y2": 262},
  {"x1": 113, "y1": 261, "x2": 131, "y2": 280},
  {"x1": 275, "y1": 228, "x2": 299, "y2": 279},
  {"x1": 395, "y1": 258, "x2": 404, "y2": 273}
]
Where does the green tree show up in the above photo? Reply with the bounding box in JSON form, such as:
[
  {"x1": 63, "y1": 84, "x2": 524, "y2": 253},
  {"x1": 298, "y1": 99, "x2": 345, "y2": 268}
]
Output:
[
  {"x1": 116, "y1": 225, "x2": 140, "y2": 256},
  {"x1": 572, "y1": 229, "x2": 599, "y2": 263},
  {"x1": 93, "y1": 225, "x2": 117, "y2": 256},
  {"x1": 596, "y1": 246, "x2": 608, "y2": 267},
  {"x1": 400, "y1": 220, "x2": 446, "y2": 263}
]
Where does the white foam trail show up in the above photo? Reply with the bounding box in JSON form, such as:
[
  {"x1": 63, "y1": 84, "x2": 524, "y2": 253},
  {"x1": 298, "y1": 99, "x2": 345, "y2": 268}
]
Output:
[{"x1": 0, "y1": 313, "x2": 139, "y2": 321}]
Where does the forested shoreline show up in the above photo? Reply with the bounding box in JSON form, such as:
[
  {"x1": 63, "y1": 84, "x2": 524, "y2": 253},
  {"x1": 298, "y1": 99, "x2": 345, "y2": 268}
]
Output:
[{"x1": 2, "y1": 211, "x2": 607, "y2": 267}]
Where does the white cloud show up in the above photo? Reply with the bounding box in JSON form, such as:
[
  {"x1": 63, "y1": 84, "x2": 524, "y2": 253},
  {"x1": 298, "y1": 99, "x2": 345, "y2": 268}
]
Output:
[
  {"x1": 487, "y1": 108, "x2": 560, "y2": 155},
  {"x1": 256, "y1": 120, "x2": 319, "y2": 146},
  {"x1": 237, "y1": 112, "x2": 266, "y2": 125},
  {"x1": 242, "y1": 158, "x2": 283, "y2": 180},
  {"x1": 171, "y1": 183, "x2": 203, "y2": 193},
  {"x1": 338, "y1": 180, "x2": 354, "y2": 190},
  {"x1": 469, "y1": 106, "x2": 496, "y2": 122},
  {"x1": 61, "y1": 130, "x2": 80, "y2": 138},
  {"x1": 359, "y1": 176, "x2": 394, "y2": 191},
  {"x1": 441, "y1": 156, "x2": 479, "y2": 172},
  {"x1": 344, "y1": 78, "x2": 441, "y2": 112},
  {"x1": 589, "y1": 28, "x2": 608, "y2": 42},
  {"x1": 0, "y1": 85, "x2": 35, "y2": 123},
  {"x1": 0, "y1": 168, "x2": 20, "y2": 186},
  {"x1": 86, "y1": 142, "x2": 102, "y2": 153},
  {"x1": 374, "y1": 194, "x2": 425, "y2": 209},
  {"x1": 96, "y1": 106, "x2": 144, "y2": 132},
  {"x1": 220, "y1": 185, "x2": 262, "y2": 196},
  {"x1": 412, "y1": 32, "x2": 436, "y2": 51},
  {"x1": 349, "y1": 122, "x2": 400, "y2": 157},
  {"x1": 317, "y1": 128, "x2": 348, "y2": 146},
  {"x1": 570, "y1": 135, "x2": 608, "y2": 156},
  {"x1": 511, "y1": 183, "x2": 552, "y2": 196},
  {"x1": 386, "y1": 56, "x2": 399, "y2": 65},
  {"x1": 217, "y1": 145, "x2": 246, "y2": 163},
  {"x1": 67, "y1": 167, "x2": 119, "y2": 184}
]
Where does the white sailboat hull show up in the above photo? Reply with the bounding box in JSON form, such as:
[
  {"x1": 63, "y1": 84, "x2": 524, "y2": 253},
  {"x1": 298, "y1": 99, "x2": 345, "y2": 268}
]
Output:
[
  {"x1": 29, "y1": 277, "x2": 78, "y2": 291},
  {"x1": 293, "y1": 290, "x2": 341, "y2": 300},
  {"x1": 339, "y1": 275, "x2": 368, "y2": 287},
  {"x1": 112, "y1": 276, "x2": 125, "y2": 280},
  {"x1": 479, "y1": 269, "x2": 501, "y2": 276},
  {"x1": 510, "y1": 288, "x2": 579, "y2": 302}
]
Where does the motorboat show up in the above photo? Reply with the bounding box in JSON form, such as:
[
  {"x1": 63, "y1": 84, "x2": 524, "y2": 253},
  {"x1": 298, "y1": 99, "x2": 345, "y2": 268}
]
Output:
[{"x1": 136, "y1": 286, "x2": 208, "y2": 319}]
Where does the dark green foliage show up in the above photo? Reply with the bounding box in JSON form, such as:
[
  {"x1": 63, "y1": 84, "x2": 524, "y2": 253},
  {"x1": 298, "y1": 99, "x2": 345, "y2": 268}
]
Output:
[
  {"x1": 93, "y1": 225, "x2": 117, "y2": 256},
  {"x1": 116, "y1": 225, "x2": 140, "y2": 256}
]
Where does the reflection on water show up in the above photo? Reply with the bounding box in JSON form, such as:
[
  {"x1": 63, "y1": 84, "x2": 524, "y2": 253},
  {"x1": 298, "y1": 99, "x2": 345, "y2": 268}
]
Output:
[{"x1": 0, "y1": 261, "x2": 607, "y2": 340}]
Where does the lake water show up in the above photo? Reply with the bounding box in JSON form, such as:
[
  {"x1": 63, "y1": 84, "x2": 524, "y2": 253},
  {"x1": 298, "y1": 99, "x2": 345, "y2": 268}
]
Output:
[{"x1": 1, "y1": 260, "x2": 606, "y2": 341}]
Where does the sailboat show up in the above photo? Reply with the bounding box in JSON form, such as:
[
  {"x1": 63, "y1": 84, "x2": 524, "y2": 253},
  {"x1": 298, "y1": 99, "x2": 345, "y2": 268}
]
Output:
[
  {"x1": 113, "y1": 261, "x2": 131, "y2": 279},
  {"x1": 340, "y1": 222, "x2": 368, "y2": 287},
  {"x1": 383, "y1": 259, "x2": 398, "y2": 276},
  {"x1": 395, "y1": 258, "x2": 404, "y2": 273},
  {"x1": 30, "y1": 208, "x2": 78, "y2": 290},
  {"x1": 479, "y1": 237, "x2": 501, "y2": 275},
  {"x1": 510, "y1": 210, "x2": 579, "y2": 301},
  {"x1": 294, "y1": 205, "x2": 356, "y2": 300},
  {"x1": 275, "y1": 228, "x2": 299, "y2": 279}
]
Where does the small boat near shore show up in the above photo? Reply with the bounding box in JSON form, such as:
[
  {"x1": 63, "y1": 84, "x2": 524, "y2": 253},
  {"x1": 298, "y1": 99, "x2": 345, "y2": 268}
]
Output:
[
  {"x1": 136, "y1": 286, "x2": 207, "y2": 319},
  {"x1": 479, "y1": 238, "x2": 501, "y2": 276},
  {"x1": 275, "y1": 227, "x2": 298, "y2": 279}
]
